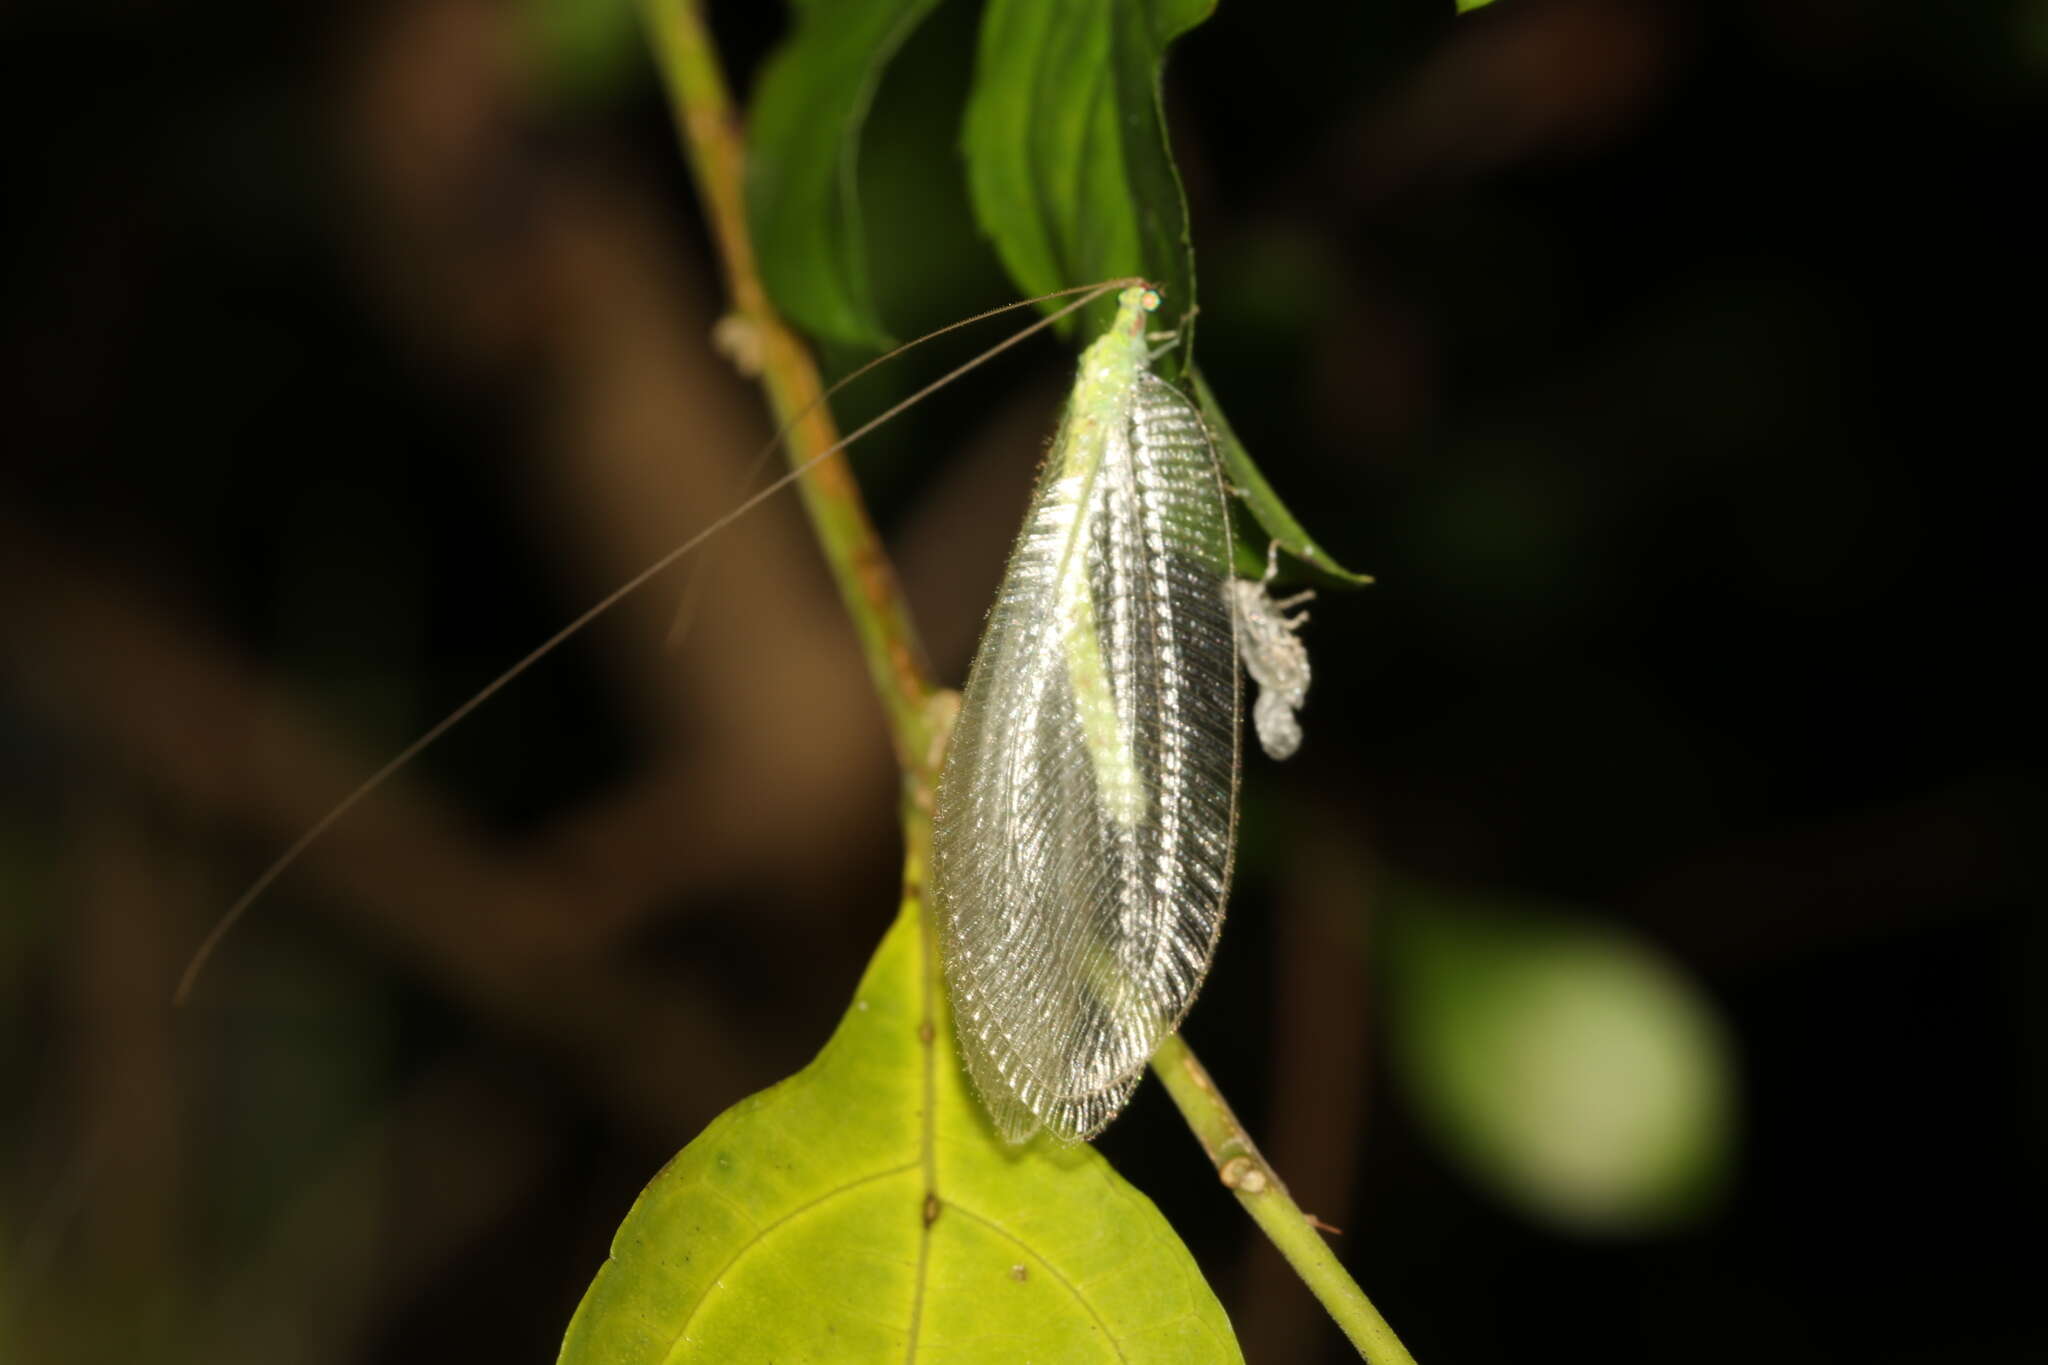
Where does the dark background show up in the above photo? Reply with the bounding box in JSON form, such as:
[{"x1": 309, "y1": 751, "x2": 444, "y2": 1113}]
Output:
[{"x1": 2, "y1": 0, "x2": 2040, "y2": 1361}]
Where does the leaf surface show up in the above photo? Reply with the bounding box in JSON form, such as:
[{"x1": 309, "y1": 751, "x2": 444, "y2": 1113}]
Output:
[
  {"x1": 747, "y1": 0, "x2": 948, "y2": 349},
  {"x1": 558, "y1": 900, "x2": 1241, "y2": 1362},
  {"x1": 963, "y1": 0, "x2": 1215, "y2": 351}
]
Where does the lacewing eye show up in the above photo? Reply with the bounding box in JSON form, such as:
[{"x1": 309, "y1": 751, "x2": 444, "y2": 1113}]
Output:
[{"x1": 932, "y1": 286, "x2": 1245, "y2": 1143}]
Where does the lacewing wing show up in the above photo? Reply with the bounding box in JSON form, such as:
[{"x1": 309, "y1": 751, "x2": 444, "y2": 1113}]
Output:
[{"x1": 932, "y1": 285, "x2": 1252, "y2": 1142}]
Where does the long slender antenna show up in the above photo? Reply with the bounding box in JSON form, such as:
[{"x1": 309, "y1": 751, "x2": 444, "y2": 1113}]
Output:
[{"x1": 174, "y1": 278, "x2": 1140, "y2": 1004}]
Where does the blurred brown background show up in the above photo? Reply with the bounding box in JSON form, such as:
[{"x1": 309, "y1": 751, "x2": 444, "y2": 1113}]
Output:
[{"x1": 1, "y1": 0, "x2": 2040, "y2": 1361}]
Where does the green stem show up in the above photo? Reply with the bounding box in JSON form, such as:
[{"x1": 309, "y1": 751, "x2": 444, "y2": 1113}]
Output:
[
  {"x1": 1152, "y1": 1034, "x2": 1419, "y2": 1365},
  {"x1": 638, "y1": 0, "x2": 938, "y2": 777}
]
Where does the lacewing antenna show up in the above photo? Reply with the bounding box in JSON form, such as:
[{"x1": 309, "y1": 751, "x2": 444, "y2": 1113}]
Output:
[{"x1": 174, "y1": 277, "x2": 1141, "y2": 1005}]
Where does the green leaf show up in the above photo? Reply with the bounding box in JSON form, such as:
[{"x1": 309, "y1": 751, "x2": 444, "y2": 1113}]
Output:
[
  {"x1": 557, "y1": 901, "x2": 1241, "y2": 1362},
  {"x1": 747, "y1": 0, "x2": 949, "y2": 350},
  {"x1": 963, "y1": 0, "x2": 1215, "y2": 353},
  {"x1": 1191, "y1": 370, "x2": 1375, "y2": 587},
  {"x1": 1382, "y1": 880, "x2": 1738, "y2": 1234}
]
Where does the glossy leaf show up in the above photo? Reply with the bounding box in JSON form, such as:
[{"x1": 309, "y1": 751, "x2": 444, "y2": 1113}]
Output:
[
  {"x1": 747, "y1": 0, "x2": 948, "y2": 350},
  {"x1": 557, "y1": 900, "x2": 1241, "y2": 1362},
  {"x1": 1191, "y1": 369, "x2": 1376, "y2": 587},
  {"x1": 963, "y1": 0, "x2": 1215, "y2": 353},
  {"x1": 1383, "y1": 880, "x2": 1738, "y2": 1233}
]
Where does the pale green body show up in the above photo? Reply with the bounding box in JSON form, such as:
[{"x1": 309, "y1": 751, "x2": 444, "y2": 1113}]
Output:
[{"x1": 1048, "y1": 288, "x2": 1165, "y2": 828}]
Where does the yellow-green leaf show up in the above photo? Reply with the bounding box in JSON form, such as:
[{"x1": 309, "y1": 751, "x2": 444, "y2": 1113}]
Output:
[
  {"x1": 557, "y1": 899, "x2": 1240, "y2": 1362},
  {"x1": 1384, "y1": 879, "x2": 1738, "y2": 1234}
]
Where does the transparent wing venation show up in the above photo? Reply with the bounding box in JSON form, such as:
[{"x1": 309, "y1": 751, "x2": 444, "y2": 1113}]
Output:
[{"x1": 934, "y1": 361, "x2": 1240, "y2": 1142}]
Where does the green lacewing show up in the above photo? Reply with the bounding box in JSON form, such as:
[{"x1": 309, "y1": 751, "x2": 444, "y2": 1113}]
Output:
[
  {"x1": 180, "y1": 283, "x2": 1314, "y2": 1149},
  {"x1": 933, "y1": 285, "x2": 1311, "y2": 1143}
]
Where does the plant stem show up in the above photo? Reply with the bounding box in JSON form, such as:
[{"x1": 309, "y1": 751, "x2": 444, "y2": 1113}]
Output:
[
  {"x1": 638, "y1": 0, "x2": 938, "y2": 774},
  {"x1": 1153, "y1": 1034, "x2": 1419, "y2": 1365}
]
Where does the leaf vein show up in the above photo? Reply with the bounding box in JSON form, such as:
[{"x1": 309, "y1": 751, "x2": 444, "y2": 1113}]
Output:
[
  {"x1": 942, "y1": 1201, "x2": 1131, "y2": 1362},
  {"x1": 664, "y1": 1159, "x2": 923, "y2": 1357}
]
